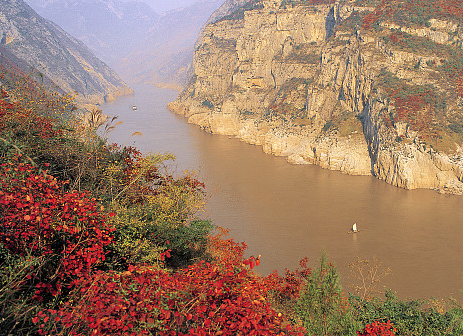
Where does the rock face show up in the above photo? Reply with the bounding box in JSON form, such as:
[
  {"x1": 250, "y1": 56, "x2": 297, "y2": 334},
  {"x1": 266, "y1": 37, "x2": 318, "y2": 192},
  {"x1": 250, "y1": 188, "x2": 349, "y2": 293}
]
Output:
[
  {"x1": 169, "y1": 0, "x2": 463, "y2": 194},
  {"x1": 0, "y1": 0, "x2": 132, "y2": 105}
]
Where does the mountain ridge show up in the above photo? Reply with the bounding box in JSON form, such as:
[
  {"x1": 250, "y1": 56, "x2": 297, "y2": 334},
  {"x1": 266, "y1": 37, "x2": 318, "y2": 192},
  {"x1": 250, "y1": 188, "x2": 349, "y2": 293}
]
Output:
[{"x1": 0, "y1": 0, "x2": 132, "y2": 106}]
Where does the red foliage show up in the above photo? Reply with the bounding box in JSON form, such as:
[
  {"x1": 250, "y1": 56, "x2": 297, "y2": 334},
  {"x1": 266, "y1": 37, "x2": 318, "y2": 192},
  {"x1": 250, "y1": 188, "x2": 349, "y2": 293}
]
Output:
[
  {"x1": 379, "y1": 75, "x2": 441, "y2": 140},
  {"x1": 0, "y1": 99, "x2": 15, "y2": 118},
  {"x1": 362, "y1": 0, "x2": 463, "y2": 30},
  {"x1": 307, "y1": 0, "x2": 336, "y2": 4},
  {"x1": 0, "y1": 158, "x2": 115, "y2": 297},
  {"x1": 402, "y1": 0, "x2": 463, "y2": 23},
  {"x1": 34, "y1": 242, "x2": 306, "y2": 335},
  {"x1": 362, "y1": 0, "x2": 394, "y2": 30},
  {"x1": 264, "y1": 257, "x2": 311, "y2": 301},
  {"x1": 358, "y1": 320, "x2": 396, "y2": 336},
  {"x1": 0, "y1": 93, "x2": 62, "y2": 139},
  {"x1": 206, "y1": 227, "x2": 248, "y2": 265},
  {"x1": 0, "y1": 89, "x2": 15, "y2": 119}
]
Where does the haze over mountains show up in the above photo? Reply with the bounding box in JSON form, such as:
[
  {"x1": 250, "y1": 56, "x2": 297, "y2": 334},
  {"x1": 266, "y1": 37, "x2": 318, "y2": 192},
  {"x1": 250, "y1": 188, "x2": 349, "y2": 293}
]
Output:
[
  {"x1": 116, "y1": 0, "x2": 224, "y2": 88},
  {"x1": 25, "y1": 0, "x2": 229, "y2": 88},
  {"x1": 25, "y1": 0, "x2": 160, "y2": 64},
  {"x1": 121, "y1": 0, "x2": 200, "y2": 14}
]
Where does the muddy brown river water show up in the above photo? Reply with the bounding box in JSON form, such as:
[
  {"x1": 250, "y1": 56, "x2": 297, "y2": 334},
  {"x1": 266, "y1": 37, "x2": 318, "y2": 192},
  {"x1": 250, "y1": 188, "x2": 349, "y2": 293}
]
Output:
[{"x1": 103, "y1": 84, "x2": 463, "y2": 300}]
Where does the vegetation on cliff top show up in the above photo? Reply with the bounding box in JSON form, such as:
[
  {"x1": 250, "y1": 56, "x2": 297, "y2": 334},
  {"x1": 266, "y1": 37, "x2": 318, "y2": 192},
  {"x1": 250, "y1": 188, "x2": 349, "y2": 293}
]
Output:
[
  {"x1": 340, "y1": 0, "x2": 463, "y2": 152},
  {"x1": 2, "y1": 67, "x2": 463, "y2": 335},
  {"x1": 208, "y1": 0, "x2": 463, "y2": 153}
]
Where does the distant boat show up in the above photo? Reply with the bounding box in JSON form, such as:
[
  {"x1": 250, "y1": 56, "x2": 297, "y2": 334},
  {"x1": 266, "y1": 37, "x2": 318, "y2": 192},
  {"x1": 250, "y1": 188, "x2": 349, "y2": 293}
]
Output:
[
  {"x1": 350, "y1": 223, "x2": 359, "y2": 233},
  {"x1": 132, "y1": 105, "x2": 137, "y2": 111}
]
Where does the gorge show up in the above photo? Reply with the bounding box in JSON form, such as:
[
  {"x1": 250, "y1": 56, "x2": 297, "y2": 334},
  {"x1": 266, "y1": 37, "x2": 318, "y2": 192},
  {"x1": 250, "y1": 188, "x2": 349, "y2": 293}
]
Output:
[{"x1": 2, "y1": 0, "x2": 463, "y2": 332}]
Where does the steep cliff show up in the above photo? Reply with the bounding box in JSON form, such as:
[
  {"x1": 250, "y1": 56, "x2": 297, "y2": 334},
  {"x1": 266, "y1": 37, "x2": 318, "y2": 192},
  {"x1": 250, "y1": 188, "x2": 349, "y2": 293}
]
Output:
[
  {"x1": 169, "y1": 0, "x2": 463, "y2": 194},
  {"x1": 0, "y1": 0, "x2": 132, "y2": 105}
]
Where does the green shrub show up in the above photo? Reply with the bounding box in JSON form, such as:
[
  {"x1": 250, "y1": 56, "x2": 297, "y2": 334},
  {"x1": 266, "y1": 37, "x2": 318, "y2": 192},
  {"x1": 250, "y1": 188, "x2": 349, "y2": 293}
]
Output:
[
  {"x1": 0, "y1": 244, "x2": 42, "y2": 335},
  {"x1": 322, "y1": 121, "x2": 334, "y2": 132},
  {"x1": 350, "y1": 290, "x2": 463, "y2": 336},
  {"x1": 295, "y1": 253, "x2": 360, "y2": 336},
  {"x1": 201, "y1": 99, "x2": 214, "y2": 108},
  {"x1": 108, "y1": 197, "x2": 213, "y2": 269}
]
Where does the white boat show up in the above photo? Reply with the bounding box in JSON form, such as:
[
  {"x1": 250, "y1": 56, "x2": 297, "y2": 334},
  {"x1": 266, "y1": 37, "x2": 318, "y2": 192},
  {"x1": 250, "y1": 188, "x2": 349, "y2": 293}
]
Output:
[
  {"x1": 132, "y1": 105, "x2": 137, "y2": 111},
  {"x1": 351, "y1": 223, "x2": 358, "y2": 233}
]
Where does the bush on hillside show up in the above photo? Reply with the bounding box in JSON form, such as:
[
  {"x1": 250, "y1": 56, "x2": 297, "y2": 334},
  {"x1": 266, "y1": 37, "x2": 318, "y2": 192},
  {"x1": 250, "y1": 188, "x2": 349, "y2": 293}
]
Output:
[
  {"x1": 34, "y1": 233, "x2": 306, "y2": 336},
  {"x1": 350, "y1": 290, "x2": 463, "y2": 336}
]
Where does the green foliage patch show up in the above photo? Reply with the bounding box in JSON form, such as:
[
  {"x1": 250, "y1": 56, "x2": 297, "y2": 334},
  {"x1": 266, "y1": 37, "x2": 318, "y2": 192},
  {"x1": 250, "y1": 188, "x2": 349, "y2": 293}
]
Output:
[
  {"x1": 350, "y1": 290, "x2": 463, "y2": 336},
  {"x1": 296, "y1": 254, "x2": 360, "y2": 336},
  {"x1": 280, "y1": 0, "x2": 336, "y2": 9},
  {"x1": 217, "y1": 0, "x2": 265, "y2": 22}
]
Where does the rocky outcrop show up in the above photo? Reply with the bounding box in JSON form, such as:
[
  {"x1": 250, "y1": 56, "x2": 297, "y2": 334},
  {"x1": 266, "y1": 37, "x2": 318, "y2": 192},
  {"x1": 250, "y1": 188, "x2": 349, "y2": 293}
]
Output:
[
  {"x1": 170, "y1": 0, "x2": 463, "y2": 194},
  {"x1": 0, "y1": 0, "x2": 132, "y2": 106}
]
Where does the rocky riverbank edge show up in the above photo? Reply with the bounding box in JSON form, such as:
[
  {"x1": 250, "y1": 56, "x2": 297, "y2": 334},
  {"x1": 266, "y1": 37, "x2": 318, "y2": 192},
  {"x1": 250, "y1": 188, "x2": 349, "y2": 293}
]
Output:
[{"x1": 168, "y1": 102, "x2": 463, "y2": 195}]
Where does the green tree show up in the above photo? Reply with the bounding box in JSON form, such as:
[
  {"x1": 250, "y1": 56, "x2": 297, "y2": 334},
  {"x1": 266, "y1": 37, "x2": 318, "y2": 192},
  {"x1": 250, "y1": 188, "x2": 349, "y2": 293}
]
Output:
[{"x1": 295, "y1": 253, "x2": 359, "y2": 335}]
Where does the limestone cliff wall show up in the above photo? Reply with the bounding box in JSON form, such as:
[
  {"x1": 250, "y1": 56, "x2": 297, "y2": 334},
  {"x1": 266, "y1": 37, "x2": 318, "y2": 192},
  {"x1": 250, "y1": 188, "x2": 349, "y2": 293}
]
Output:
[{"x1": 169, "y1": 0, "x2": 463, "y2": 194}]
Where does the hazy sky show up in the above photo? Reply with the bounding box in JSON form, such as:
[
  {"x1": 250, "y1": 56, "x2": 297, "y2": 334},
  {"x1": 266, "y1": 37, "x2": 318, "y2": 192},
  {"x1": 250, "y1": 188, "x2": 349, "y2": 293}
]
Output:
[{"x1": 125, "y1": 0, "x2": 208, "y2": 14}]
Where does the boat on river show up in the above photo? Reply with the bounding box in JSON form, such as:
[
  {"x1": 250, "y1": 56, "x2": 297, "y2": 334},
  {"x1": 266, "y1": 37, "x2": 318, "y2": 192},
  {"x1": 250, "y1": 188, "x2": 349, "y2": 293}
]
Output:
[{"x1": 349, "y1": 223, "x2": 359, "y2": 233}]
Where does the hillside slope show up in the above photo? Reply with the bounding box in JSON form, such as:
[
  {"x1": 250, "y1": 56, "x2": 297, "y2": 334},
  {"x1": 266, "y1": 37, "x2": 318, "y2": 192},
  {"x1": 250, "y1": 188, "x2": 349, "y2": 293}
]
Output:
[
  {"x1": 169, "y1": 0, "x2": 463, "y2": 194},
  {"x1": 0, "y1": 0, "x2": 131, "y2": 105}
]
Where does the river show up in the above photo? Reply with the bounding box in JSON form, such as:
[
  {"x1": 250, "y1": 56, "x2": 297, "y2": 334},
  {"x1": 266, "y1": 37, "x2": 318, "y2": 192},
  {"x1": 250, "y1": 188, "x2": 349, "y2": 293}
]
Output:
[{"x1": 103, "y1": 84, "x2": 463, "y2": 300}]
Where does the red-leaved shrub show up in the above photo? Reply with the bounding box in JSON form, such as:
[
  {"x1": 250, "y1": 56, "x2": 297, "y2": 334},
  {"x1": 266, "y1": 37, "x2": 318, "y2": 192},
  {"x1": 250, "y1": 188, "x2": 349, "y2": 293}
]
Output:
[
  {"x1": 0, "y1": 158, "x2": 115, "y2": 299},
  {"x1": 34, "y1": 234, "x2": 305, "y2": 335},
  {"x1": 358, "y1": 320, "x2": 396, "y2": 336}
]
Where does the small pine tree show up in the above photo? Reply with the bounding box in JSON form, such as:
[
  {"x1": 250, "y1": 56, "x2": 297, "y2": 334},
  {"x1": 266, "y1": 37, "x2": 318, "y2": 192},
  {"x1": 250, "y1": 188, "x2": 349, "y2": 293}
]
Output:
[{"x1": 295, "y1": 253, "x2": 360, "y2": 336}]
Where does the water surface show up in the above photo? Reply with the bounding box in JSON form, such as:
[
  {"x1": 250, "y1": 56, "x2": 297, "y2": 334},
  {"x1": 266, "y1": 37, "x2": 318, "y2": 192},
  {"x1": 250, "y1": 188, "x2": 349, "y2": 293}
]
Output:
[{"x1": 103, "y1": 85, "x2": 463, "y2": 300}]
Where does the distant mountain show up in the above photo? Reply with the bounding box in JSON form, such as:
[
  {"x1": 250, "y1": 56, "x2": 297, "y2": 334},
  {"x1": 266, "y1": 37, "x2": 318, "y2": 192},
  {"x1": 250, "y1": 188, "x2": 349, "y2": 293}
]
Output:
[
  {"x1": 24, "y1": 0, "x2": 160, "y2": 65},
  {"x1": 116, "y1": 0, "x2": 225, "y2": 88},
  {"x1": 0, "y1": 0, "x2": 131, "y2": 105},
  {"x1": 138, "y1": 0, "x2": 200, "y2": 14},
  {"x1": 23, "y1": 0, "x2": 225, "y2": 89}
]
